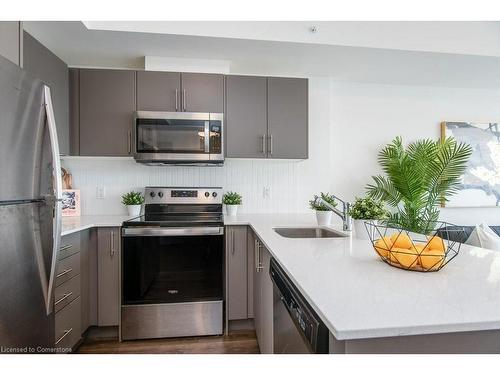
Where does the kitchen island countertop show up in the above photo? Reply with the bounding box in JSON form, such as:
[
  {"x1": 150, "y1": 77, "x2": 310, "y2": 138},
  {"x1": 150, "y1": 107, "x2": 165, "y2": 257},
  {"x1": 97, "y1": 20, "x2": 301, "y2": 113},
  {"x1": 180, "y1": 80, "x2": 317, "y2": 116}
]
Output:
[{"x1": 225, "y1": 213, "x2": 500, "y2": 341}]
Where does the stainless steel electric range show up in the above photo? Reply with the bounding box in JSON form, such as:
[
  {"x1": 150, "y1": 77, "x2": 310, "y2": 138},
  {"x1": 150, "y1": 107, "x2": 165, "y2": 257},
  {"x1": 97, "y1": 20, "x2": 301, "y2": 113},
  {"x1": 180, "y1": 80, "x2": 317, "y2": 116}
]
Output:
[{"x1": 120, "y1": 187, "x2": 224, "y2": 340}]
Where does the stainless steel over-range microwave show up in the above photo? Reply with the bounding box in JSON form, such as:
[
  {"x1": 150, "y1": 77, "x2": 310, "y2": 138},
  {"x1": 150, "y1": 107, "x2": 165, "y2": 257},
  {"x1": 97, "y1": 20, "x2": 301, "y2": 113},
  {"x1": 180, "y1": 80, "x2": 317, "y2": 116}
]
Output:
[{"x1": 133, "y1": 111, "x2": 224, "y2": 164}]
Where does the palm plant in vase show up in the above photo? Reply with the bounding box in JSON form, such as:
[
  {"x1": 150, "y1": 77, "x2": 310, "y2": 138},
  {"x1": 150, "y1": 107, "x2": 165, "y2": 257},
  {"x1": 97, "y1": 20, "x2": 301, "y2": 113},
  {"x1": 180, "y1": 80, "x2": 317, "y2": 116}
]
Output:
[
  {"x1": 349, "y1": 197, "x2": 389, "y2": 239},
  {"x1": 309, "y1": 192, "x2": 337, "y2": 226},
  {"x1": 366, "y1": 136, "x2": 472, "y2": 234}
]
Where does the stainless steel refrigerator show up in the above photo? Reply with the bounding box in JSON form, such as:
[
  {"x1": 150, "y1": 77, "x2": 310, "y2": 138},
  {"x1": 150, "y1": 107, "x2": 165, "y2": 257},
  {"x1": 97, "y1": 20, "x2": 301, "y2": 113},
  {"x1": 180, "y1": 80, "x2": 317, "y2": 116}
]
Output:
[{"x1": 0, "y1": 54, "x2": 62, "y2": 351}]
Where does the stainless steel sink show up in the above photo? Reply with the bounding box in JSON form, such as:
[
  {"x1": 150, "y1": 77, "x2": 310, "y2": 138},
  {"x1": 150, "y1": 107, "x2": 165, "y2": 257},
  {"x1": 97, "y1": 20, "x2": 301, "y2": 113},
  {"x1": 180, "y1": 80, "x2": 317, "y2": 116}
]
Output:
[{"x1": 273, "y1": 227, "x2": 348, "y2": 239}]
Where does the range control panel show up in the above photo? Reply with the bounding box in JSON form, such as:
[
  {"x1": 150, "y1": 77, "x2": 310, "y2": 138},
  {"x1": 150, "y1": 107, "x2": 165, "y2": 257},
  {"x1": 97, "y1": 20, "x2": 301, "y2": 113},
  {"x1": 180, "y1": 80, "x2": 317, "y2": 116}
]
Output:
[{"x1": 145, "y1": 187, "x2": 223, "y2": 205}]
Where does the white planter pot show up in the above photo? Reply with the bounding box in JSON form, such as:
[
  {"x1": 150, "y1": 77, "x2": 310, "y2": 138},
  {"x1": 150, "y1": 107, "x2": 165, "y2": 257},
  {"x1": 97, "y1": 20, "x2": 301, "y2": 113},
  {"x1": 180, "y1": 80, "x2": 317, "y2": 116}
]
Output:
[
  {"x1": 353, "y1": 219, "x2": 377, "y2": 240},
  {"x1": 316, "y1": 211, "x2": 332, "y2": 226},
  {"x1": 226, "y1": 205, "x2": 239, "y2": 216},
  {"x1": 127, "y1": 204, "x2": 142, "y2": 217}
]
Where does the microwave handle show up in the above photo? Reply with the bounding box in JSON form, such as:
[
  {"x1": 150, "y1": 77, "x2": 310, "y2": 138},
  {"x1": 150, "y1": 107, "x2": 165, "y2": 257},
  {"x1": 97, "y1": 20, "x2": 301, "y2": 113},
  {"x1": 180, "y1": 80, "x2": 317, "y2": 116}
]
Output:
[{"x1": 204, "y1": 121, "x2": 210, "y2": 153}]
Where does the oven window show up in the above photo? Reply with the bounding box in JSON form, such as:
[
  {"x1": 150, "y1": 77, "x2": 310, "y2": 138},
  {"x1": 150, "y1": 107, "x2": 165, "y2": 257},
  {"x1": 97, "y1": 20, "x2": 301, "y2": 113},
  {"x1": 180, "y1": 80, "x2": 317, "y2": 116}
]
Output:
[
  {"x1": 122, "y1": 235, "x2": 223, "y2": 304},
  {"x1": 136, "y1": 118, "x2": 208, "y2": 154}
]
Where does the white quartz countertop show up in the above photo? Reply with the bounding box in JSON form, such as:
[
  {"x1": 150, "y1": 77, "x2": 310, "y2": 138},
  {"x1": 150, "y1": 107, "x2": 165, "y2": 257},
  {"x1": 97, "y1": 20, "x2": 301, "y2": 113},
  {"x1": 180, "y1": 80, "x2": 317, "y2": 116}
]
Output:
[
  {"x1": 61, "y1": 215, "x2": 133, "y2": 236},
  {"x1": 225, "y1": 213, "x2": 500, "y2": 341},
  {"x1": 62, "y1": 213, "x2": 500, "y2": 341}
]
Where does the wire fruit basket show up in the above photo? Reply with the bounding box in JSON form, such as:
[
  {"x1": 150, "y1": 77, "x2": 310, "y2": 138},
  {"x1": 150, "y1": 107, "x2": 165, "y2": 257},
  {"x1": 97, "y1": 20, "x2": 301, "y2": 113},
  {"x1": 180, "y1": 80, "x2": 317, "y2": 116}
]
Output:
[{"x1": 364, "y1": 221, "x2": 467, "y2": 272}]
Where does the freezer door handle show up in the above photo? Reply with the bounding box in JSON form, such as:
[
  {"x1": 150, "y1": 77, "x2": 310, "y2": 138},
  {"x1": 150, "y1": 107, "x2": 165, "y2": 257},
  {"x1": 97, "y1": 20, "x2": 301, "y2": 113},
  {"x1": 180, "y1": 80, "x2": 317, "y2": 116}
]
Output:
[{"x1": 44, "y1": 85, "x2": 63, "y2": 316}]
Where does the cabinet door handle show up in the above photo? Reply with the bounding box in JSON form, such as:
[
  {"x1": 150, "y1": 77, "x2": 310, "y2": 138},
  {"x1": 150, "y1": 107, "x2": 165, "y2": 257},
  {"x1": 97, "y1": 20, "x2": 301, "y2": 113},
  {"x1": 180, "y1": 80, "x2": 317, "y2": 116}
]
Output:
[
  {"x1": 254, "y1": 239, "x2": 259, "y2": 272},
  {"x1": 231, "y1": 230, "x2": 235, "y2": 255},
  {"x1": 259, "y1": 243, "x2": 263, "y2": 271},
  {"x1": 110, "y1": 231, "x2": 115, "y2": 257},
  {"x1": 269, "y1": 134, "x2": 273, "y2": 156},
  {"x1": 55, "y1": 328, "x2": 73, "y2": 345},
  {"x1": 55, "y1": 292, "x2": 73, "y2": 306},
  {"x1": 59, "y1": 244, "x2": 72, "y2": 252},
  {"x1": 175, "y1": 89, "x2": 179, "y2": 111},
  {"x1": 56, "y1": 268, "x2": 73, "y2": 279},
  {"x1": 261, "y1": 134, "x2": 266, "y2": 155},
  {"x1": 127, "y1": 131, "x2": 132, "y2": 154},
  {"x1": 183, "y1": 89, "x2": 187, "y2": 111}
]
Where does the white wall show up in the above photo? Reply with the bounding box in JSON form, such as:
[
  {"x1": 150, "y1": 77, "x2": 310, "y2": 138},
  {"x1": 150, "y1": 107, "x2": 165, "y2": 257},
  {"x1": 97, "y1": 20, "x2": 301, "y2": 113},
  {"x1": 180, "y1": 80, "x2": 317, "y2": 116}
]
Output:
[
  {"x1": 329, "y1": 80, "x2": 500, "y2": 225},
  {"x1": 61, "y1": 77, "x2": 332, "y2": 216}
]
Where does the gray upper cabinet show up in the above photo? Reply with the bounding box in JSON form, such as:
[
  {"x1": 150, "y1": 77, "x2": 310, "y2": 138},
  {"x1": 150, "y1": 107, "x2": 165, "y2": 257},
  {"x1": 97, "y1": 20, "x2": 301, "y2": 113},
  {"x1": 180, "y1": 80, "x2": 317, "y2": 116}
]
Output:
[
  {"x1": 180, "y1": 73, "x2": 224, "y2": 113},
  {"x1": 97, "y1": 227, "x2": 120, "y2": 326},
  {"x1": 79, "y1": 69, "x2": 135, "y2": 156},
  {"x1": 0, "y1": 21, "x2": 22, "y2": 66},
  {"x1": 136, "y1": 71, "x2": 181, "y2": 111},
  {"x1": 225, "y1": 75, "x2": 268, "y2": 158},
  {"x1": 267, "y1": 77, "x2": 308, "y2": 159},
  {"x1": 69, "y1": 69, "x2": 80, "y2": 155},
  {"x1": 23, "y1": 32, "x2": 70, "y2": 155}
]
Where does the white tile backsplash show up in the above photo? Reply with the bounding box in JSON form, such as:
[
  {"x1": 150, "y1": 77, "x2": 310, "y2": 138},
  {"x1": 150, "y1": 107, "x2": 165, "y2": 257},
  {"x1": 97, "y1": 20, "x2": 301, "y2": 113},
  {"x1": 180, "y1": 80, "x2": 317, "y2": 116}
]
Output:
[{"x1": 61, "y1": 157, "x2": 306, "y2": 215}]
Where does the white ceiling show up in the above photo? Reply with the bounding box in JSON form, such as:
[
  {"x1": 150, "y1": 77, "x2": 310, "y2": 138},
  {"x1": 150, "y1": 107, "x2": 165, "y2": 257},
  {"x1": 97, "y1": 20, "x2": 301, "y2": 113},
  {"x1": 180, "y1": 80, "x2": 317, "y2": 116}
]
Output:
[
  {"x1": 83, "y1": 21, "x2": 500, "y2": 58},
  {"x1": 23, "y1": 21, "x2": 500, "y2": 89}
]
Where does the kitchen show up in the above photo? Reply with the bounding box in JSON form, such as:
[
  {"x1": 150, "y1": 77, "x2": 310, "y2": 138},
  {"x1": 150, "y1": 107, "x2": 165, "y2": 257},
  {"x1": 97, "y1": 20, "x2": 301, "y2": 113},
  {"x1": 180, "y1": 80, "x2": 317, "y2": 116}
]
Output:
[{"x1": 2, "y1": 4, "x2": 500, "y2": 372}]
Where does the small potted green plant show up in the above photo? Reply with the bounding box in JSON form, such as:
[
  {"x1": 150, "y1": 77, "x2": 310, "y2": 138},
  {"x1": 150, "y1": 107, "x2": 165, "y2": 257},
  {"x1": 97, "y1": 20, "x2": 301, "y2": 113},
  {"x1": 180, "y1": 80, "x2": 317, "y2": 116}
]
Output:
[
  {"x1": 223, "y1": 191, "x2": 242, "y2": 216},
  {"x1": 309, "y1": 192, "x2": 337, "y2": 226},
  {"x1": 349, "y1": 196, "x2": 389, "y2": 239},
  {"x1": 121, "y1": 191, "x2": 145, "y2": 217}
]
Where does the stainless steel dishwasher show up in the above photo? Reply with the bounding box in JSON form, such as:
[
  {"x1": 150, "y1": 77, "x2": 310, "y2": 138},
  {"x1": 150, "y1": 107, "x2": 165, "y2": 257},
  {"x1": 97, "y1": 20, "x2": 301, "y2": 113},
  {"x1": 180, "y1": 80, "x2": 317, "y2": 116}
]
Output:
[{"x1": 270, "y1": 258, "x2": 329, "y2": 354}]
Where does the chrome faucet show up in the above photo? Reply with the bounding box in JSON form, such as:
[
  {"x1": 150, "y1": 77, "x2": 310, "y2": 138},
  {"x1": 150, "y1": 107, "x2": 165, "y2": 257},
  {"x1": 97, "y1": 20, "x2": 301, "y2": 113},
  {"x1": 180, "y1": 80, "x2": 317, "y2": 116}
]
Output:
[{"x1": 314, "y1": 194, "x2": 352, "y2": 231}]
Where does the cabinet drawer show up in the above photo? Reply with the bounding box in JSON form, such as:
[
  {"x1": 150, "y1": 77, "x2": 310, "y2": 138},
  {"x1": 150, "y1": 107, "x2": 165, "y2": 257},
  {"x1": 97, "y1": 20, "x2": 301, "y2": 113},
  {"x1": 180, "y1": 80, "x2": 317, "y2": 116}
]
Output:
[
  {"x1": 55, "y1": 296, "x2": 81, "y2": 350},
  {"x1": 59, "y1": 232, "x2": 81, "y2": 260},
  {"x1": 54, "y1": 274, "x2": 80, "y2": 313},
  {"x1": 56, "y1": 252, "x2": 81, "y2": 287}
]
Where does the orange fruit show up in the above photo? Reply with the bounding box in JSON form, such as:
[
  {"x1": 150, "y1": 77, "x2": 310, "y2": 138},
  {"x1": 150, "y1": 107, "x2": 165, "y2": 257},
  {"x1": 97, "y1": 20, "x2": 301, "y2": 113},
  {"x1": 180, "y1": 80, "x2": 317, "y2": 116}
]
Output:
[
  {"x1": 374, "y1": 237, "x2": 393, "y2": 258},
  {"x1": 420, "y1": 248, "x2": 445, "y2": 271},
  {"x1": 411, "y1": 243, "x2": 427, "y2": 266},
  {"x1": 390, "y1": 232, "x2": 413, "y2": 249},
  {"x1": 427, "y1": 236, "x2": 446, "y2": 252},
  {"x1": 392, "y1": 247, "x2": 419, "y2": 269}
]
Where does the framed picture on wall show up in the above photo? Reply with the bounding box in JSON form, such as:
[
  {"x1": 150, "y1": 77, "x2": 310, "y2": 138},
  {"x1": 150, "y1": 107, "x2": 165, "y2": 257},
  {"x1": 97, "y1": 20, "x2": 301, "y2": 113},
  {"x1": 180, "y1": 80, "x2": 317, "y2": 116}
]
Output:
[
  {"x1": 62, "y1": 189, "x2": 81, "y2": 216},
  {"x1": 441, "y1": 121, "x2": 500, "y2": 207}
]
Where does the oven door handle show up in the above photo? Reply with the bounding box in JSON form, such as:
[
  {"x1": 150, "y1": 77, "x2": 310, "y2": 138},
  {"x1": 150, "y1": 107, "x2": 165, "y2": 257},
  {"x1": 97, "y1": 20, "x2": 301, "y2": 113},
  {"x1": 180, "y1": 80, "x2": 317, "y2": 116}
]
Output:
[{"x1": 122, "y1": 226, "x2": 224, "y2": 237}]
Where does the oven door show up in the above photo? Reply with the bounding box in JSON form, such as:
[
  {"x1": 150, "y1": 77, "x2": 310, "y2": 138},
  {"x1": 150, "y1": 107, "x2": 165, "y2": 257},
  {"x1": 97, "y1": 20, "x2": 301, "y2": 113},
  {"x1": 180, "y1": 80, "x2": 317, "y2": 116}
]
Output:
[
  {"x1": 133, "y1": 111, "x2": 223, "y2": 163},
  {"x1": 121, "y1": 226, "x2": 224, "y2": 305}
]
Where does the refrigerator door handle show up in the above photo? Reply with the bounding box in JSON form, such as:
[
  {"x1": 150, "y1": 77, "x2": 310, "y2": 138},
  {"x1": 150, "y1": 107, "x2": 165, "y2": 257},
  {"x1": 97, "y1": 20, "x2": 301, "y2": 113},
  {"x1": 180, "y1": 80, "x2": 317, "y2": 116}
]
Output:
[{"x1": 43, "y1": 85, "x2": 63, "y2": 316}]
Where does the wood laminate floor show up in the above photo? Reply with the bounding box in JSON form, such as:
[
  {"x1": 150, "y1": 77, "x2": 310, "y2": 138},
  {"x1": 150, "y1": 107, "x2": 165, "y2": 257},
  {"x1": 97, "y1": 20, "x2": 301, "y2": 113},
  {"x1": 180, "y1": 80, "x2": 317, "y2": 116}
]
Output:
[{"x1": 76, "y1": 330, "x2": 260, "y2": 354}]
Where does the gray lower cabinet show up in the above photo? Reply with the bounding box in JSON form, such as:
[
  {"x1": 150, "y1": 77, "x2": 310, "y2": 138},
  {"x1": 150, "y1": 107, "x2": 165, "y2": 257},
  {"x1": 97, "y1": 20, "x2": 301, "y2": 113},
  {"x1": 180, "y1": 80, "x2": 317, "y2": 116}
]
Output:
[
  {"x1": 180, "y1": 72, "x2": 224, "y2": 113},
  {"x1": 246, "y1": 228, "x2": 255, "y2": 319},
  {"x1": 226, "y1": 226, "x2": 249, "y2": 320},
  {"x1": 225, "y1": 75, "x2": 268, "y2": 158},
  {"x1": 251, "y1": 230, "x2": 274, "y2": 354},
  {"x1": 55, "y1": 232, "x2": 83, "y2": 350},
  {"x1": 136, "y1": 70, "x2": 181, "y2": 111},
  {"x1": 0, "y1": 21, "x2": 22, "y2": 66},
  {"x1": 267, "y1": 77, "x2": 308, "y2": 159},
  {"x1": 78, "y1": 69, "x2": 136, "y2": 156},
  {"x1": 80, "y1": 229, "x2": 98, "y2": 334},
  {"x1": 97, "y1": 227, "x2": 121, "y2": 326},
  {"x1": 226, "y1": 226, "x2": 274, "y2": 353},
  {"x1": 23, "y1": 31, "x2": 70, "y2": 155}
]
